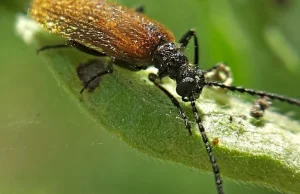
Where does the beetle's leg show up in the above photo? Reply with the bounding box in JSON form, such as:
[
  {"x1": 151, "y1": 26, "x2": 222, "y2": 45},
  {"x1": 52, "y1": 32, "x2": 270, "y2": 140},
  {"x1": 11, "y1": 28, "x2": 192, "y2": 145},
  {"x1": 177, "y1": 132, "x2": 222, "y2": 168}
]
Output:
[
  {"x1": 178, "y1": 29, "x2": 199, "y2": 67},
  {"x1": 37, "y1": 39, "x2": 107, "y2": 57},
  {"x1": 148, "y1": 73, "x2": 192, "y2": 135},
  {"x1": 36, "y1": 44, "x2": 70, "y2": 53},
  {"x1": 66, "y1": 40, "x2": 106, "y2": 56}
]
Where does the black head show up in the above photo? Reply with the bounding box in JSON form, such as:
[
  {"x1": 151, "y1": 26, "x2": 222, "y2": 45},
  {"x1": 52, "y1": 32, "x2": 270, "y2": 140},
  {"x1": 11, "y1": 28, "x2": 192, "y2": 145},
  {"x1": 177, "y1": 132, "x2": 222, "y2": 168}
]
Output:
[
  {"x1": 153, "y1": 42, "x2": 206, "y2": 102},
  {"x1": 176, "y1": 66, "x2": 206, "y2": 101}
]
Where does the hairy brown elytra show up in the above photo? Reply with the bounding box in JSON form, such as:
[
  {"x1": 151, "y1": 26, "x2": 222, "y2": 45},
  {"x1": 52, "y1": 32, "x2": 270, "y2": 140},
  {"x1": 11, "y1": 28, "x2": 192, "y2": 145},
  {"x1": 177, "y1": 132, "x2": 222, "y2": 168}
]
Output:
[
  {"x1": 30, "y1": 0, "x2": 174, "y2": 66},
  {"x1": 30, "y1": 0, "x2": 300, "y2": 194}
]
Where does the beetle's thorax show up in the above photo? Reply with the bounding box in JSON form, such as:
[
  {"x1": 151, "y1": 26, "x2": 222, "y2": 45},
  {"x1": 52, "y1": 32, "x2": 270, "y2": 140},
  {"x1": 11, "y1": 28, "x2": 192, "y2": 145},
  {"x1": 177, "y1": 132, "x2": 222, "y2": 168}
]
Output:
[
  {"x1": 153, "y1": 43, "x2": 188, "y2": 78},
  {"x1": 153, "y1": 42, "x2": 206, "y2": 101}
]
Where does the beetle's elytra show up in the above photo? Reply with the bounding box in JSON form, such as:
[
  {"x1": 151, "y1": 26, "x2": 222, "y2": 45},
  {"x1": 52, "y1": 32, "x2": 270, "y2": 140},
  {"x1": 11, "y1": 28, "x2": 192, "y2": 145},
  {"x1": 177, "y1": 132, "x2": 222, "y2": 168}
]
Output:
[{"x1": 30, "y1": 0, "x2": 174, "y2": 66}]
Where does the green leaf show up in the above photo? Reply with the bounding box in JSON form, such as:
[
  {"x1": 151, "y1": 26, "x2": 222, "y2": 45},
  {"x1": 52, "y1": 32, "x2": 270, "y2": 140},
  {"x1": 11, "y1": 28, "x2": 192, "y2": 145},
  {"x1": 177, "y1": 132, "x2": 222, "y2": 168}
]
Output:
[{"x1": 16, "y1": 15, "x2": 300, "y2": 194}]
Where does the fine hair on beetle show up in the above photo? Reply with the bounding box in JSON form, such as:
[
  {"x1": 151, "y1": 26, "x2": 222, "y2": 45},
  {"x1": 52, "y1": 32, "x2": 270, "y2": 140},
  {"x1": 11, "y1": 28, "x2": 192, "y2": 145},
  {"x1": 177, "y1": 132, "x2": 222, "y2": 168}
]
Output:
[{"x1": 29, "y1": 0, "x2": 300, "y2": 194}]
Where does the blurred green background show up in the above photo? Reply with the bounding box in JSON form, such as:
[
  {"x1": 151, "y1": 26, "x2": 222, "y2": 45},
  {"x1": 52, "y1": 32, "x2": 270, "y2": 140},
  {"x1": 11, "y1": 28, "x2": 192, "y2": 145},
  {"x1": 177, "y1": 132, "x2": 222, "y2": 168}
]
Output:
[{"x1": 1, "y1": 0, "x2": 300, "y2": 194}]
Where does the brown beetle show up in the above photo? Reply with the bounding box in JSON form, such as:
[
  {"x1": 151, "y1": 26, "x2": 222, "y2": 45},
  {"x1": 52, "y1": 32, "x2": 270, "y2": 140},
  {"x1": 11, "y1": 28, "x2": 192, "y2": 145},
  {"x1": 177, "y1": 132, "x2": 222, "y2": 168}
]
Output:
[{"x1": 29, "y1": 1, "x2": 300, "y2": 194}]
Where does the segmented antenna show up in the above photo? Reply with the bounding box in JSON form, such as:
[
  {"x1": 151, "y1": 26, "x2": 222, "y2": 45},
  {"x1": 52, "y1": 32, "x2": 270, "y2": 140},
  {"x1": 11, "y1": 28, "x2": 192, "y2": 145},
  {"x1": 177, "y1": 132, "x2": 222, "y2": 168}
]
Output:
[
  {"x1": 205, "y1": 81, "x2": 300, "y2": 107},
  {"x1": 190, "y1": 98, "x2": 223, "y2": 194}
]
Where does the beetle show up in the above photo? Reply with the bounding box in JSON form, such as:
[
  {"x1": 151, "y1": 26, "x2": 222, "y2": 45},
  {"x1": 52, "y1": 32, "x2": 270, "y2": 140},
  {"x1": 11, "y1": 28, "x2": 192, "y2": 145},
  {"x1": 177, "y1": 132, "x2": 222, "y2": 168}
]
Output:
[{"x1": 29, "y1": 0, "x2": 300, "y2": 193}]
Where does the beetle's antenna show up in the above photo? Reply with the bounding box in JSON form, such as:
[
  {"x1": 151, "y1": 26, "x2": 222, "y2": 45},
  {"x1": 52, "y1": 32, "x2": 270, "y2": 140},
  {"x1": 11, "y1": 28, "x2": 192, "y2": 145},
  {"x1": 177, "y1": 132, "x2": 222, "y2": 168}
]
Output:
[
  {"x1": 205, "y1": 81, "x2": 300, "y2": 107},
  {"x1": 189, "y1": 98, "x2": 223, "y2": 194}
]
